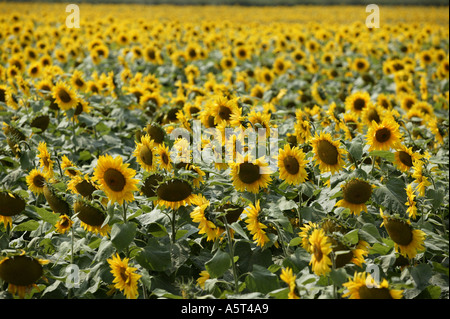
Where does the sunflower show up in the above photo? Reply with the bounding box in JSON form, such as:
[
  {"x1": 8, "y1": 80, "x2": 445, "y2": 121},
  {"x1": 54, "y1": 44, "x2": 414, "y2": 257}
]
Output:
[
  {"x1": 311, "y1": 132, "x2": 346, "y2": 174},
  {"x1": 0, "y1": 254, "x2": 49, "y2": 299},
  {"x1": 74, "y1": 200, "x2": 110, "y2": 236},
  {"x1": 393, "y1": 144, "x2": 421, "y2": 173},
  {"x1": 26, "y1": 168, "x2": 47, "y2": 195},
  {"x1": 343, "y1": 272, "x2": 403, "y2": 299},
  {"x1": 352, "y1": 57, "x2": 370, "y2": 73},
  {"x1": 133, "y1": 134, "x2": 157, "y2": 172},
  {"x1": 155, "y1": 143, "x2": 173, "y2": 171},
  {"x1": 405, "y1": 184, "x2": 418, "y2": 220},
  {"x1": 278, "y1": 143, "x2": 309, "y2": 185},
  {"x1": 107, "y1": 253, "x2": 141, "y2": 299},
  {"x1": 244, "y1": 200, "x2": 270, "y2": 248},
  {"x1": 345, "y1": 91, "x2": 372, "y2": 116},
  {"x1": 361, "y1": 104, "x2": 384, "y2": 126},
  {"x1": 280, "y1": 267, "x2": 300, "y2": 299},
  {"x1": 60, "y1": 155, "x2": 80, "y2": 178},
  {"x1": 308, "y1": 228, "x2": 333, "y2": 276},
  {"x1": 93, "y1": 154, "x2": 139, "y2": 205},
  {"x1": 190, "y1": 194, "x2": 219, "y2": 242},
  {"x1": 380, "y1": 209, "x2": 426, "y2": 259},
  {"x1": 336, "y1": 178, "x2": 373, "y2": 215},
  {"x1": 54, "y1": 214, "x2": 73, "y2": 234},
  {"x1": 37, "y1": 141, "x2": 54, "y2": 178},
  {"x1": 156, "y1": 178, "x2": 195, "y2": 210},
  {"x1": 43, "y1": 184, "x2": 71, "y2": 215},
  {"x1": 67, "y1": 174, "x2": 97, "y2": 198},
  {"x1": 298, "y1": 221, "x2": 319, "y2": 252},
  {"x1": 366, "y1": 116, "x2": 402, "y2": 151},
  {"x1": 229, "y1": 155, "x2": 272, "y2": 193},
  {"x1": 411, "y1": 160, "x2": 431, "y2": 197},
  {"x1": 196, "y1": 270, "x2": 210, "y2": 289},
  {"x1": 210, "y1": 96, "x2": 239, "y2": 125},
  {"x1": 0, "y1": 191, "x2": 26, "y2": 228},
  {"x1": 52, "y1": 81, "x2": 78, "y2": 111},
  {"x1": 399, "y1": 94, "x2": 417, "y2": 112}
]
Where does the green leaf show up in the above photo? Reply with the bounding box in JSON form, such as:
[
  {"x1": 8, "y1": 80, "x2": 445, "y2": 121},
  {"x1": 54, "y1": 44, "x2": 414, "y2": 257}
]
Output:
[
  {"x1": 78, "y1": 150, "x2": 92, "y2": 161},
  {"x1": 205, "y1": 248, "x2": 232, "y2": 278},
  {"x1": 411, "y1": 263, "x2": 433, "y2": 290},
  {"x1": 147, "y1": 222, "x2": 168, "y2": 238},
  {"x1": 368, "y1": 150, "x2": 395, "y2": 162},
  {"x1": 136, "y1": 239, "x2": 171, "y2": 272},
  {"x1": 110, "y1": 222, "x2": 137, "y2": 252},
  {"x1": 34, "y1": 206, "x2": 60, "y2": 225},
  {"x1": 330, "y1": 268, "x2": 348, "y2": 287},
  {"x1": 342, "y1": 229, "x2": 359, "y2": 246},
  {"x1": 359, "y1": 223, "x2": 382, "y2": 244},
  {"x1": 13, "y1": 220, "x2": 39, "y2": 232},
  {"x1": 372, "y1": 178, "x2": 407, "y2": 214},
  {"x1": 348, "y1": 136, "x2": 364, "y2": 162},
  {"x1": 245, "y1": 265, "x2": 279, "y2": 294}
]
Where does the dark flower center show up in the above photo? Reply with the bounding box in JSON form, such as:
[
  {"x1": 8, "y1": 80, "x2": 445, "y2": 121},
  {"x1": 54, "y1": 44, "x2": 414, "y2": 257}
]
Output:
[
  {"x1": 343, "y1": 179, "x2": 372, "y2": 205},
  {"x1": 238, "y1": 162, "x2": 261, "y2": 184},
  {"x1": 283, "y1": 156, "x2": 300, "y2": 175},
  {"x1": 157, "y1": 179, "x2": 192, "y2": 202},
  {"x1": 57, "y1": 89, "x2": 72, "y2": 103},
  {"x1": 384, "y1": 219, "x2": 413, "y2": 246},
  {"x1": 353, "y1": 98, "x2": 366, "y2": 111},
  {"x1": 104, "y1": 168, "x2": 126, "y2": 192},
  {"x1": 398, "y1": 151, "x2": 413, "y2": 167},
  {"x1": 375, "y1": 127, "x2": 392, "y2": 143},
  {"x1": 317, "y1": 140, "x2": 338, "y2": 165}
]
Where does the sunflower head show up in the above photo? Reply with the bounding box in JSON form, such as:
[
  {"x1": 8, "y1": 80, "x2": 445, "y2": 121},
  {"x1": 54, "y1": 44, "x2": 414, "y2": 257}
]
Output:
[
  {"x1": 0, "y1": 254, "x2": 49, "y2": 298},
  {"x1": 311, "y1": 132, "x2": 346, "y2": 174},
  {"x1": 74, "y1": 200, "x2": 110, "y2": 236},
  {"x1": 43, "y1": 184, "x2": 71, "y2": 215},
  {"x1": 336, "y1": 178, "x2": 373, "y2": 215},
  {"x1": 366, "y1": 116, "x2": 402, "y2": 152},
  {"x1": 52, "y1": 81, "x2": 78, "y2": 111},
  {"x1": 93, "y1": 154, "x2": 139, "y2": 205},
  {"x1": 0, "y1": 191, "x2": 26, "y2": 218},
  {"x1": 156, "y1": 178, "x2": 194, "y2": 210}
]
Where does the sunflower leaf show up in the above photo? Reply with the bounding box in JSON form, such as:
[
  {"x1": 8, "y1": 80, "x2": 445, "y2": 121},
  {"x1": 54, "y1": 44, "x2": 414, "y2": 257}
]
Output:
[
  {"x1": 372, "y1": 177, "x2": 407, "y2": 214},
  {"x1": 205, "y1": 248, "x2": 231, "y2": 278}
]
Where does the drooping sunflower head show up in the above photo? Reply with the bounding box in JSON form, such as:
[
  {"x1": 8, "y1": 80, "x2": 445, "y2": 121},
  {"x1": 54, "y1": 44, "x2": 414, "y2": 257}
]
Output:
[
  {"x1": 336, "y1": 178, "x2": 373, "y2": 215},
  {"x1": 0, "y1": 254, "x2": 49, "y2": 299},
  {"x1": 43, "y1": 183, "x2": 71, "y2": 215},
  {"x1": 0, "y1": 191, "x2": 26, "y2": 228},
  {"x1": 343, "y1": 272, "x2": 403, "y2": 299},
  {"x1": 140, "y1": 173, "x2": 164, "y2": 199},
  {"x1": 311, "y1": 132, "x2": 346, "y2": 174},
  {"x1": 366, "y1": 116, "x2": 402, "y2": 152},
  {"x1": 93, "y1": 154, "x2": 139, "y2": 205},
  {"x1": 74, "y1": 200, "x2": 110, "y2": 236},
  {"x1": 380, "y1": 210, "x2": 426, "y2": 259},
  {"x1": 156, "y1": 178, "x2": 194, "y2": 210}
]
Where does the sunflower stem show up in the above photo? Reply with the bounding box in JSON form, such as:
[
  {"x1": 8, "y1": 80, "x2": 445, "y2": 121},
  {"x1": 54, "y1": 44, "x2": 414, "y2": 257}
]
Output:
[
  {"x1": 171, "y1": 208, "x2": 177, "y2": 244},
  {"x1": 224, "y1": 216, "x2": 239, "y2": 294}
]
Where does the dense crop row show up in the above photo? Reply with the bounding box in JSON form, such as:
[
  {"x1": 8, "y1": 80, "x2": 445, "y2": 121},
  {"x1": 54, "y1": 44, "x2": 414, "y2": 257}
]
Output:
[{"x1": 0, "y1": 3, "x2": 448, "y2": 299}]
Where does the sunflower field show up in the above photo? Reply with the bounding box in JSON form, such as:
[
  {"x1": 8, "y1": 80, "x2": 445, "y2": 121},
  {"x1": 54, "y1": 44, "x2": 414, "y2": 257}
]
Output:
[{"x1": 0, "y1": 3, "x2": 449, "y2": 302}]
